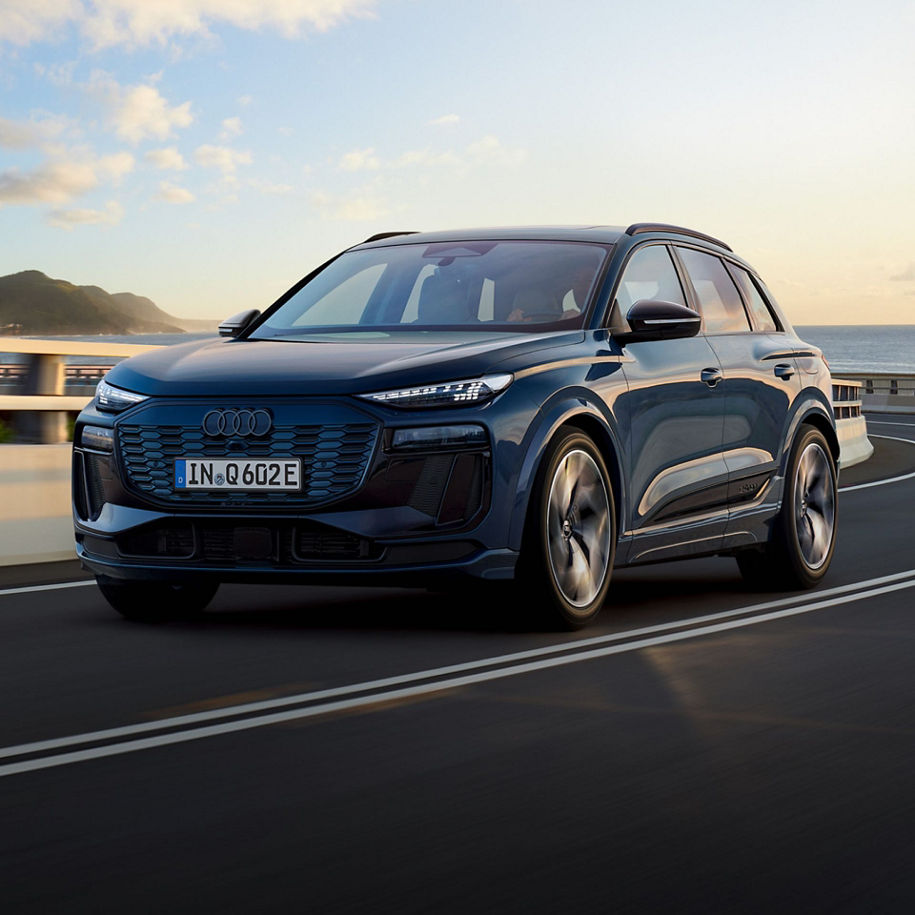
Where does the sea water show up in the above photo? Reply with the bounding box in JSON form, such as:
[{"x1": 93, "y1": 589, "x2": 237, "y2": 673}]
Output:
[{"x1": 16, "y1": 326, "x2": 915, "y2": 376}]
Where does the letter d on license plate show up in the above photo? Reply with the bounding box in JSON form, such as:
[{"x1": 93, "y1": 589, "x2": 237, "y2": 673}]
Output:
[{"x1": 174, "y1": 458, "x2": 301, "y2": 491}]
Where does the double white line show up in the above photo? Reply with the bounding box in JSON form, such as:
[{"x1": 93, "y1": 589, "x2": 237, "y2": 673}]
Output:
[{"x1": 3, "y1": 568, "x2": 915, "y2": 779}]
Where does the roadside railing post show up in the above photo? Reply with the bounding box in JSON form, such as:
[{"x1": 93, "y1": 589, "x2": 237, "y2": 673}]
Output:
[{"x1": 15, "y1": 354, "x2": 68, "y2": 443}]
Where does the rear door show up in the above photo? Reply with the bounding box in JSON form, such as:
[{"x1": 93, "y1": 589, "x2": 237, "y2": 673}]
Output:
[{"x1": 672, "y1": 247, "x2": 801, "y2": 511}]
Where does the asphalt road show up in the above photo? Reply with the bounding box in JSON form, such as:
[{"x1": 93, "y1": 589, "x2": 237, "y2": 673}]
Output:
[{"x1": 2, "y1": 417, "x2": 915, "y2": 913}]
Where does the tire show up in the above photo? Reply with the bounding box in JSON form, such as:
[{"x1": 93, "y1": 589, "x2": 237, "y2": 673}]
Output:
[
  {"x1": 737, "y1": 424, "x2": 837, "y2": 590},
  {"x1": 517, "y1": 429, "x2": 616, "y2": 629},
  {"x1": 96, "y1": 578, "x2": 219, "y2": 622}
]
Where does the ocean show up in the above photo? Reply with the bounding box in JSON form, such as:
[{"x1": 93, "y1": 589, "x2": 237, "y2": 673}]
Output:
[
  {"x1": 795, "y1": 326, "x2": 915, "y2": 376},
  {"x1": 17, "y1": 325, "x2": 915, "y2": 376}
]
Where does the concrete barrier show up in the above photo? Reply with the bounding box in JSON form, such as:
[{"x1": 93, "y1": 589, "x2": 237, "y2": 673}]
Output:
[{"x1": 0, "y1": 445, "x2": 75, "y2": 566}]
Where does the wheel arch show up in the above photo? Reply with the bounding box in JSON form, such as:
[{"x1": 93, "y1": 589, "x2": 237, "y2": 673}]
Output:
[
  {"x1": 508, "y1": 394, "x2": 626, "y2": 552},
  {"x1": 784, "y1": 396, "x2": 840, "y2": 471}
]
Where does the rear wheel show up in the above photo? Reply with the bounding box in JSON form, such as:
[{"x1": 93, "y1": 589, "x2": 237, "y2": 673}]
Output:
[
  {"x1": 518, "y1": 429, "x2": 616, "y2": 629},
  {"x1": 96, "y1": 578, "x2": 219, "y2": 622},
  {"x1": 737, "y1": 425, "x2": 837, "y2": 590}
]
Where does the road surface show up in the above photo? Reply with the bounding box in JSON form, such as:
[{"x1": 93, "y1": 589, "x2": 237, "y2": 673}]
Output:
[{"x1": 1, "y1": 417, "x2": 914, "y2": 912}]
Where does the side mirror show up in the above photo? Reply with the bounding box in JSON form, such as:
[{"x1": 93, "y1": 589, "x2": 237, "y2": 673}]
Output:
[
  {"x1": 615, "y1": 300, "x2": 701, "y2": 344},
  {"x1": 218, "y1": 309, "x2": 261, "y2": 338}
]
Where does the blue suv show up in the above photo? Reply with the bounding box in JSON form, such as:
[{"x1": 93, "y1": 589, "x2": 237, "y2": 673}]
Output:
[{"x1": 73, "y1": 223, "x2": 838, "y2": 628}]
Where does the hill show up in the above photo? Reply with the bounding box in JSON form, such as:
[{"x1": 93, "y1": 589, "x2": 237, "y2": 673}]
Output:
[{"x1": 0, "y1": 270, "x2": 219, "y2": 335}]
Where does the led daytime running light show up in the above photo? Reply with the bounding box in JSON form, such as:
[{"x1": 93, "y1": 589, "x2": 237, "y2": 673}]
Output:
[
  {"x1": 96, "y1": 379, "x2": 148, "y2": 412},
  {"x1": 360, "y1": 374, "x2": 512, "y2": 409}
]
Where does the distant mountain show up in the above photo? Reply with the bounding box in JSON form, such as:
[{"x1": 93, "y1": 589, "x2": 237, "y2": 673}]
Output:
[{"x1": 0, "y1": 270, "x2": 220, "y2": 335}]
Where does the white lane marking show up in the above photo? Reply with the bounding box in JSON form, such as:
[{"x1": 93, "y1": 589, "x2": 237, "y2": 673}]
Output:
[
  {"x1": 3, "y1": 566, "x2": 915, "y2": 763},
  {"x1": 840, "y1": 434, "x2": 915, "y2": 492},
  {"x1": 866, "y1": 420, "x2": 915, "y2": 428},
  {"x1": 0, "y1": 580, "x2": 95, "y2": 597},
  {"x1": 2, "y1": 576, "x2": 915, "y2": 779}
]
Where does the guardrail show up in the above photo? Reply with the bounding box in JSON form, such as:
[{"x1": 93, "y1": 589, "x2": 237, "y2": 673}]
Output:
[
  {"x1": 833, "y1": 372, "x2": 915, "y2": 415},
  {"x1": 0, "y1": 337, "x2": 161, "y2": 443}
]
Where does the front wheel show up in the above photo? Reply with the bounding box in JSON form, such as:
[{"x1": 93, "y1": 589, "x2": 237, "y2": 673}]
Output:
[
  {"x1": 96, "y1": 578, "x2": 219, "y2": 622},
  {"x1": 518, "y1": 429, "x2": 616, "y2": 629},
  {"x1": 737, "y1": 425, "x2": 837, "y2": 590}
]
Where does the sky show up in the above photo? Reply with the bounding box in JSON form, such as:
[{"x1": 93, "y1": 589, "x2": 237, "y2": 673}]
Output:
[{"x1": 0, "y1": 0, "x2": 913, "y2": 325}]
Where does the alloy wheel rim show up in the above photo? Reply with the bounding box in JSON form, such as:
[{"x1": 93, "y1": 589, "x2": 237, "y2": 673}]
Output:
[
  {"x1": 546, "y1": 449, "x2": 612, "y2": 609},
  {"x1": 794, "y1": 442, "x2": 835, "y2": 570}
]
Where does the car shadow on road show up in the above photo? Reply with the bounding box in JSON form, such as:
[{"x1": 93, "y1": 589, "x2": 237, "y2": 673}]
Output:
[{"x1": 166, "y1": 556, "x2": 753, "y2": 636}]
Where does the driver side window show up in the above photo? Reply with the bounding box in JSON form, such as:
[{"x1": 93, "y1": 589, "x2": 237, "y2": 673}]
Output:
[{"x1": 612, "y1": 245, "x2": 686, "y2": 331}]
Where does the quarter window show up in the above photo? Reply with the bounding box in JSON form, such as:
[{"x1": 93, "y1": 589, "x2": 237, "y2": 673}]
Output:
[
  {"x1": 725, "y1": 263, "x2": 779, "y2": 332},
  {"x1": 676, "y1": 248, "x2": 750, "y2": 334}
]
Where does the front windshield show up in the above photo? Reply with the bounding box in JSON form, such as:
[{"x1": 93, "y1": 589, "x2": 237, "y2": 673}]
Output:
[{"x1": 251, "y1": 240, "x2": 609, "y2": 338}]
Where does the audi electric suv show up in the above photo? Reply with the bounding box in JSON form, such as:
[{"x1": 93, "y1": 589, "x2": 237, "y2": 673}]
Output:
[{"x1": 73, "y1": 223, "x2": 839, "y2": 627}]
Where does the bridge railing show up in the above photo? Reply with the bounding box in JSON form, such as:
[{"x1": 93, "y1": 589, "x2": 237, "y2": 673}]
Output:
[
  {"x1": 832, "y1": 372, "x2": 915, "y2": 415},
  {"x1": 0, "y1": 337, "x2": 162, "y2": 443}
]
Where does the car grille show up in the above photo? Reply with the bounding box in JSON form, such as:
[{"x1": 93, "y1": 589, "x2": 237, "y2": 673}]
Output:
[{"x1": 116, "y1": 421, "x2": 378, "y2": 508}]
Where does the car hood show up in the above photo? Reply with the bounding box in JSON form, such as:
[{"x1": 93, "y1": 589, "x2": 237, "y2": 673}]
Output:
[{"x1": 106, "y1": 331, "x2": 585, "y2": 397}]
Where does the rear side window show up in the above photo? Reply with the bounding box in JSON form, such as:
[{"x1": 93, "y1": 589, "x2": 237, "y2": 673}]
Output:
[
  {"x1": 676, "y1": 248, "x2": 750, "y2": 334},
  {"x1": 725, "y1": 263, "x2": 779, "y2": 332}
]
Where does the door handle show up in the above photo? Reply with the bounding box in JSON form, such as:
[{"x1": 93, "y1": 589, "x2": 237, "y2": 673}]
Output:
[
  {"x1": 701, "y1": 367, "x2": 723, "y2": 388},
  {"x1": 773, "y1": 363, "x2": 795, "y2": 380}
]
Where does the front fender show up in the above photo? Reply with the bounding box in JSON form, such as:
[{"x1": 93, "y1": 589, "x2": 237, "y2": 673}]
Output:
[{"x1": 507, "y1": 388, "x2": 626, "y2": 551}]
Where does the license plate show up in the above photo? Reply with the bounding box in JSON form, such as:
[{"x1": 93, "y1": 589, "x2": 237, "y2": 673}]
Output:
[{"x1": 174, "y1": 459, "x2": 301, "y2": 491}]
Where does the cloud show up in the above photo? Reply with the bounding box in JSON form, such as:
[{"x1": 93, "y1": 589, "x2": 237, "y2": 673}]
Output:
[
  {"x1": 108, "y1": 82, "x2": 193, "y2": 144},
  {"x1": 250, "y1": 178, "x2": 294, "y2": 195},
  {"x1": 311, "y1": 188, "x2": 388, "y2": 221},
  {"x1": 890, "y1": 263, "x2": 915, "y2": 281},
  {"x1": 1, "y1": 0, "x2": 378, "y2": 49},
  {"x1": 156, "y1": 180, "x2": 195, "y2": 203},
  {"x1": 47, "y1": 200, "x2": 124, "y2": 229},
  {"x1": 145, "y1": 146, "x2": 187, "y2": 170},
  {"x1": 220, "y1": 116, "x2": 243, "y2": 140},
  {"x1": 195, "y1": 143, "x2": 253, "y2": 180},
  {"x1": 338, "y1": 147, "x2": 381, "y2": 171},
  {"x1": 394, "y1": 148, "x2": 461, "y2": 169},
  {"x1": 96, "y1": 151, "x2": 135, "y2": 182},
  {"x1": 0, "y1": 150, "x2": 133, "y2": 206},
  {"x1": 337, "y1": 135, "x2": 525, "y2": 174},
  {"x1": 429, "y1": 114, "x2": 460, "y2": 127},
  {"x1": 0, "y1": 0, "x2": 81, "y2": 46},
  {"x1": 0, "y1": 160, "x2": 99, "y2": 204},
  {"x1": 0, "y1": 114, "x2": 69, "y2": 149},
  {"x1": 466, "y1": 135, "x2": 526, "y2": 166},
  {"x1": 0, "y1": 117, "x2": 43, "y2": 149},
  {"x1": 238, "y1": 94, "x2": 253, "y2": 107}
]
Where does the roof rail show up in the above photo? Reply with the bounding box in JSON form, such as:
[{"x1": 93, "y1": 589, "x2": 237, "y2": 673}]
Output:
[
  {"x1": 360, "y1": 231, "x2": 419, "y2": 244},
  {"x1": 624, "y1": 222, "x2": 732, "y2": 252}
]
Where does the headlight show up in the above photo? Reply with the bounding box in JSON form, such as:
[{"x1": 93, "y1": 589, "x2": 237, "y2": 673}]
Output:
[
  {"x1": 391, "y1": 425, "x2": 488, "y2": 451},
  {"x1": 96, "y1": 379, "x2": 148, "y2": 412},
  {"x1": 358, "y1": 374, "x2": 512, "y2": 409},
  {"x1": 79, "y1": 425, "x2": 115, "y2": 452}
]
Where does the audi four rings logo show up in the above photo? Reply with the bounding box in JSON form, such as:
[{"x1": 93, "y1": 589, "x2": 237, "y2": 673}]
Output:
[{"x1": 202, "y1": 409, "x2": 272, "y2": 437}]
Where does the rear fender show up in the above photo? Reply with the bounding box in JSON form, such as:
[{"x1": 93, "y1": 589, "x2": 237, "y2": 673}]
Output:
[{"x1": 781, "y1": 390, "x2": 838, "y2": 474}]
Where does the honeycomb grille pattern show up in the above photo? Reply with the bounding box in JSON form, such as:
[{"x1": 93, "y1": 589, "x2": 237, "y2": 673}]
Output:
[{"x1": 117, "y1": 421, "x2": 378, "y2": 508}]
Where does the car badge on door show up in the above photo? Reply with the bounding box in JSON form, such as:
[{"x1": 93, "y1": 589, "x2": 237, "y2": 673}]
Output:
[{"x1": 202, "y1": 409, "x2": 272, "y2": 437}]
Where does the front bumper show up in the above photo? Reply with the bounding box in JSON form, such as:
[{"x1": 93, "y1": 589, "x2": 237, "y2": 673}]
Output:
[{"x1": 73, "y1": 395, "x2": 517, "y2": 585}]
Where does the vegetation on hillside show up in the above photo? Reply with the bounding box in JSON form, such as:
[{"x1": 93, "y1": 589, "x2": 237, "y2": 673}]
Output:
[{"x1": 0, "y1": 270, "x2": 217, "y2": 335}]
